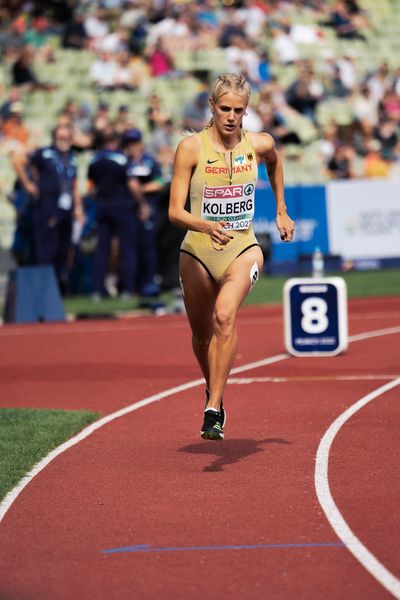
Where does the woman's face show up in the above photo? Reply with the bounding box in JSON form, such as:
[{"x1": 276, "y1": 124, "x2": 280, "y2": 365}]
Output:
[{"x1": 211, "y1": 92, "x2": 248, "y2": 135}]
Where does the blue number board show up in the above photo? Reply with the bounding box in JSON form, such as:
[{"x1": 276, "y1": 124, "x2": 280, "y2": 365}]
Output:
[{"x1": 284, "y1": 278, "x2": 348, "y2": 356}]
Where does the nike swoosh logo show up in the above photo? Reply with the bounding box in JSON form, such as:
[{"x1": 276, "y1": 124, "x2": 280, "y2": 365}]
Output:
[{"x1": 207, "y1": 159, "x2": 218, "y2": 164}]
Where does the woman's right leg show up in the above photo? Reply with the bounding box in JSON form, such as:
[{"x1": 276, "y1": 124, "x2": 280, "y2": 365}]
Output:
[{"x1": 179, "y1": 252, "x2": 218, "y2": 389}]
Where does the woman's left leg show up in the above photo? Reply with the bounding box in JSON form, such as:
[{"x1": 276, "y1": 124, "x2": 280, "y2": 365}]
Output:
[{"x1": 207, "y1": 245, "x2": 264, "y2": 411}]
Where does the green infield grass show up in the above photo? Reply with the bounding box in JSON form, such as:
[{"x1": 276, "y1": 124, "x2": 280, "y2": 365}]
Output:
[
  {"x1": 61, "y1": 269, "x2": 400, "y2": 317},
  {"x1": 244, "y1": 268, "x2": 400, "y2": 306},
  {"x1": 0, "y1": 408, "x2": 99, "y2": 502}
]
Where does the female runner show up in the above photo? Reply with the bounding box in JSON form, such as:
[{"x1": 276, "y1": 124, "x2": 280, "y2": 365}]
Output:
[{"x1": 169, "y1": 73, "x2": 294, "y2": 440}]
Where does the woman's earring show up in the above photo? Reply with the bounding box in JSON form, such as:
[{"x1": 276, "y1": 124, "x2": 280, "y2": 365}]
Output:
[{"x1": 245, "y1": 112, "x2": 248, "y2": 116}]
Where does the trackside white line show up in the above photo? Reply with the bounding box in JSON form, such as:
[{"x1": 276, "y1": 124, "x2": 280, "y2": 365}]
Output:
[
  {"x1": 349, "y1": 326, "x2": 400, "y2": 343},
  {"x1": 0, "y1": 353, "x2": 288, "y2": 523},
  {"x1": 228, "y1": 375, "x2": 399, "y2": 384},
  {"x1": 315, "y1": 377, "x2": 400, "y2": 599},
  {"x1": 1, "y1": 324, "x2": 399, "y2": 555}
]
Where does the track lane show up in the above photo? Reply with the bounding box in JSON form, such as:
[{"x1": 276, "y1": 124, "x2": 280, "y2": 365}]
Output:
[{"x1": 0, "y1": 297, "x2": 399, "y2": 599}]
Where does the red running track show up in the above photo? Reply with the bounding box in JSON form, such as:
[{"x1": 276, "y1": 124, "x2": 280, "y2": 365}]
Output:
[{"x1": 0, "y1": 296, "x2": 399, "y2": 599}]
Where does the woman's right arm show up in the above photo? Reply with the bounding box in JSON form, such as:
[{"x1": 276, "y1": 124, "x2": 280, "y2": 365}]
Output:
[{"x1": 168, "y1": 136, "x2": 232, "y2": 247}]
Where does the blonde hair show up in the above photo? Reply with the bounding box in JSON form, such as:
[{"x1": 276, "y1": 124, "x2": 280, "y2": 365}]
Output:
[
  {"x1": 210, "y1": 73, "x2": 251, "y2": 104},
  {"x1": 207, "y1": 73, "x2": 250, "y2": 128}
]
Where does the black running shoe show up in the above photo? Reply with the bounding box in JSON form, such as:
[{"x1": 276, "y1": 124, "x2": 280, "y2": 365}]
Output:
[
  {"x1": 205, "y1": 389, "x2": 226, "y2": 429},
  {"x1": 201, "y1": 409, "x2": 224, "y2": 440}
]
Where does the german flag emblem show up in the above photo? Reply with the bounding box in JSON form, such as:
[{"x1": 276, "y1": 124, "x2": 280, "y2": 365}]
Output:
[{"x1": 247, "y1": 153, "x2": 253, "y2": 161}]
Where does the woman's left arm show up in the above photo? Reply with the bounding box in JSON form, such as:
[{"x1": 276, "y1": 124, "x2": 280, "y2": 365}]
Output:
[{"x1": 253, "y1": 132, "x2": 295, "y2": 242}]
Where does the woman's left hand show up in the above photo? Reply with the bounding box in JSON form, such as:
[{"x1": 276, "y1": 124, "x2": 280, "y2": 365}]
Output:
[{"x1": 276, "y1": 212, "x2": 295, "y2": 242}]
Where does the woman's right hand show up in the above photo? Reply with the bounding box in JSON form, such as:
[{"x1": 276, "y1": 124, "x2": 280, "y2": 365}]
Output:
[{"x1": 206, "y1": 220, "x2": 234, "y2": 251}]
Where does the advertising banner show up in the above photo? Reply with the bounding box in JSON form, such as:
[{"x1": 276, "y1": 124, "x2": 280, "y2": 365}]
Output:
[
  {"x1": 254, "y1": 165, "x2": 328, "y2": 263},
  {"x1": 326, "y1": 179, "x2": 400, "y2": 259}
]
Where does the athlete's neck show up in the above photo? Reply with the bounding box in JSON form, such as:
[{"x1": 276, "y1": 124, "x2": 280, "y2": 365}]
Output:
[{"x1": 207, "y1": 126, "x2": 241, "y2": 151}]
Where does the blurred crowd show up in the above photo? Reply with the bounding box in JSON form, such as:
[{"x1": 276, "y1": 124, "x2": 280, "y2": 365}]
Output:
[{"x1": 0, "y1": 0, "x2": 399, "y2": 297}]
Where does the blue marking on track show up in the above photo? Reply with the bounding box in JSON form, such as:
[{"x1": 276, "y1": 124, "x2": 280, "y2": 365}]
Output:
[{"x1": 100, "y1": 542, "x2": 345, "y2": 555}]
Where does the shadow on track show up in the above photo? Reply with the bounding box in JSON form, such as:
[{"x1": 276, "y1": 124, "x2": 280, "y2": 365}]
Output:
[{"x1": 179, "y1": 438, "x2": 291, "y2": 472}]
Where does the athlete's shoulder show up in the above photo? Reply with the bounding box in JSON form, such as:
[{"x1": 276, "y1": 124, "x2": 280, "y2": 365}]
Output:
[
  {"x1": 174, "y1": 132, "x2": 201, "y2": 167},
  {"x1": 176, "y1": 132, "x2": 201, "y2": 152},
  {"x1": 246, "y1": 131, "x2": 275, "y2": 155}
]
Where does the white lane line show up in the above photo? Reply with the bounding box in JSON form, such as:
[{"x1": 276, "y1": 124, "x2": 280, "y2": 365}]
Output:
[
  {"x1": 0, "y1": 323, "x2": 399, "y2": 568},
  {"x1": 229, "y1": 375, "x2": 400, "y2": 384},
  {"x1": 350, "y1": 326, "x2": 400, "y2": 343},
  {"x1": 0, "y1": 353, "x2": 288, "y2": 523},
  {"x1": 315, "y1": 377, "x2": 400, "y2": 599}
]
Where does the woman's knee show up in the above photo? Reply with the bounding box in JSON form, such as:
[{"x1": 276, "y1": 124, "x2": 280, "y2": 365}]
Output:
[{"x1": 212, "y1": 305, "x2": 236, "y2": 336}]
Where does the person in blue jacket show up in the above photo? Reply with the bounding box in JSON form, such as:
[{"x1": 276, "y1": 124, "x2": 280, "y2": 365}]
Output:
[
  {"x1": 88, "y1": 129, "x2": 148, "y2": 298},
  {"x1": 14, "y1": 124, "x2": 83, "y2": 292},
  {"x1": 122, "y1": 128, "x2": 163, "y2": 296}
]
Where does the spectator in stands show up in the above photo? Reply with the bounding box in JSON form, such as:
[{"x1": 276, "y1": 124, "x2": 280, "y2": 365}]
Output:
[
  {"x1": 343, "y1": 0, "x2": 370, "y2": 31},
  {"x1": 147, "y1": 93, "x2": 171, "y2": 132},
  {"x1": 218, "y1": 8, "x2": 246, "y2": 48},
  {"x1": 258, "y1": 100, "x2": 301, "y2": 146},
  {"x1": 242, "y1": 104, "x2": 264, "y2": 132},
  {"x1": 256, "y1": 50, "x2": 272, "y2": 87},
  {"x1": 123, "y1": 128, "x2": 164, "y2": 296},
  {"x1": 393, "y1": 68, "x2": 400, "y2": 96},
  {"x1": 91, "y1": 102, "x2": 112, "y2": 149},
  {"x1": 127, "y1": 15, "x2": 148, "y2": 55},
  {"x1": 366, "y1": 62, "x2": 392, "y2": 106},
  {"x1": 62, "y1": 11, "x2": 88, "y2": 50},
  {"x1": 13, "y1": 124, "x2": 83, "y2": 293},
  {"x1": 59, "y1": 99, "x2": 93, "y2": 150},
  {"x1": 113, "y1": 105, "x2": 134, "y2": 136},
  {"x1": 271, "y1": 25, "x2": 299, "y2": 66},
  {"x1": 351, "y1": 84, "x2": 378, "y2": 134},
  {"x1": 0, "y1": 14, "x2": 26, "y2": 54},
  {"x1": 225, "y1": 36, "x2": 261, "y2": 85},
  {"x1": 89, "y1": 51, "x2": 118, "y2": 91},
  {"x1": 374, "y1": 118, "x2": 399, "y2": 161},
  {"x1": 336, "y1": 52, "x2": 358, "y2": 94},
  {"x1": 24, "y1": 16, "x2": 54, "y2": 63},
  {"x1": 235, "y1": 0, "x2": 268, "y2": 41},
  {"x1": 84, "y1": 8, "x2": 109, "y2": 50},
  {"x1": 326, "y1": 143, "x2": 357, "y2": 179},
  {"x1": 318, "y1": 124, "x2": 338, "y2": 166},
  {"x1": 325, "y1": 0, "x2": 367, "y2": 40},
  {"x1": 114, "y1": 51, "x2": 137, "y2": 90},
  {"x1": 380, "y1": 90, "x2": 400, "y2": 124},
  {"x1": 363, "y1": 139, "x2": 390, "y2": 178},
  {"x1": 100, "y1": 28, "x2": 129, "y2": 54},
  {"x1": 147, "y1": 118, "x2": 176, "y2": 181},
  {"x1": 128, "y1": 50, "x2": 150, "y2": 90},
  {"x1": 182, "y1": 91, "x2": 211, "y2": 132},
  {"x1": 286, "y1": 67, "x2": 324, "y2": 123},
  {"x1": 2, "y1": 100, "x2": 29, "y2": 149},
  {"x1": 147, "y1": 37, "x2": 175, "y2": 77},
  {"x1": 325, "y1": 65, "x2": 351, "y2": 98},
  {"x1": 87, "y1": 130, "x2": 148, "y2": 299},
  {"x1": 0, "y1": 86, "x2": 22, "y2": 122},
  {"x1": 11, "y1": 45, "x2": 56, "y2": 92}
]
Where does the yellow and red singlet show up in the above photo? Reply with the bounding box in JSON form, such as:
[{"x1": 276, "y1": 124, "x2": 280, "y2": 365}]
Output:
[{"x1": 180, "y1": 128, "x2": 260, "y2": 282}]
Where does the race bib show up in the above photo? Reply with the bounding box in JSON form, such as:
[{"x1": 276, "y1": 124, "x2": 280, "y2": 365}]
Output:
[{"x1": 201, "y1": 183, "x2": 255, "y2": 230}]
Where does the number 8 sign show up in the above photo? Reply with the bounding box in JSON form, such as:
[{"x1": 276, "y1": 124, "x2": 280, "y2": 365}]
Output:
[{"x1": 283, "y1": 277, "x2": 348, "y2": 356}]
